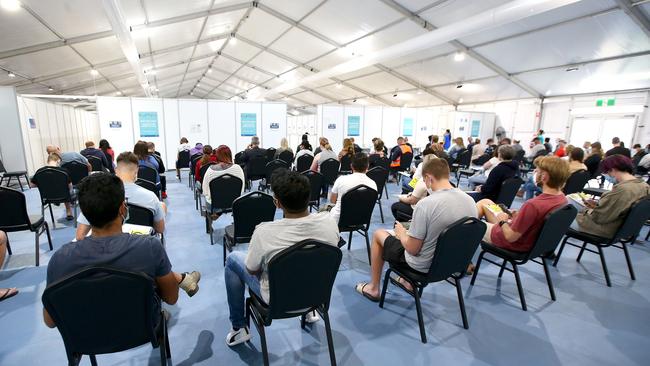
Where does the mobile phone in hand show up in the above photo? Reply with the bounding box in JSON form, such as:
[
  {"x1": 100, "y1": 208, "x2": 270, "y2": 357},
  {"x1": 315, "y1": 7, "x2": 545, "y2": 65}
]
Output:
[{"x1": 497, "y1": 203, "x2": 512, "y2": 217}]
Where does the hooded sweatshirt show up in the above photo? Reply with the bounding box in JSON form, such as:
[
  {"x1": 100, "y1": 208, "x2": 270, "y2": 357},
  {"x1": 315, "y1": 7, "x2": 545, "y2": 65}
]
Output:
[{"x1": 478, "y1": 160, "x2": 520, "y2": 201}]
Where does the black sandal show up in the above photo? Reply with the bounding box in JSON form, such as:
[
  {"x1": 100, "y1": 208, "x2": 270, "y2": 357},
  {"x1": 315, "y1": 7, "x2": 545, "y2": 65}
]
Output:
[
  {"x1": 355, "y1": 282, "x2": 380, "y2": 302},
  {"x1": 0, "y1": 288, "x2": 18, "y2": 302},
  {"x1": 390, "y1": 275, "x2": 415, "y2": 296}
]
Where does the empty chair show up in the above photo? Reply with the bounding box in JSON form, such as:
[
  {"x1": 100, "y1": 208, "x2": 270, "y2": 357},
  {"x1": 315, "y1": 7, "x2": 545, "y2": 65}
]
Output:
[
  {"x1": 366, "y1": 166, "x2": 389, "y2": 223},
  {"x1": 176, "y1": 150, "x2": 191, "y2": 182},
  {"x1": 471, "y1": 205, "x2": 577, "y2": 310},
  {"x1": 259, "y1": 160, "x2": 288, "y2": 192},
  {"x1": 234, "y1": 151, "x2": 245, "y2": 166},
  {"x1": 338, "y1": 185, "x2": 377, "y2": 263},
  {"x1": 0, "y1": 159, "x2": 29, "y2": 191},
  {"x1": 453, "y1": 150, "x2": 474, "y2": 185},
  {"x1": 42, "y1": 267, "x2": 171, "y2": 366},
  {"x1": 246, "y1": 156, "x2": 267, "y2": 190},
  {"x1": 31, "y1": 167, "x2": 78, "y2": 229},
  {"x1": 319, "y1": 158, "x2": 340, "y2": 197},
  {"x1": 223, "y1": 192, "x2": 276, "y2": 265},
  {"x1": 246, "y1": 239, "x2": 341, "y2": 366},
  {"x1": 494, "y1": 176, "x2": 524, "y2": 208},
  {"x1": 296, "y1": 154, "x2": 314, "y2": 173},
  {"x1": 339, "y1": 155, "x2": 352, "y2": 175},
  {"x1": 205, "y1": 174, "x2": 244, "y2": 245},
  {"x1": 380, "y1": 217, "x2": 486, "y2": 343},
  {"x1": 0, "y1": 186, "x2": 52, "y2": 266},
  {"x1": 554, "y1": 197, "x2": 650, "y2": 287},
  {"x1": 278, "y1": 150, "x2": 294, "y2": 165},
  {"x1": 61, "y1": 161, "x2": 89, "y2": 187},
  {"x1": 87, "y1": 156, "x2": 104, "y2": 172},
  {"x1": 302, "y1": 170, "x2": 323, "y2": 212},
  {"x1": 562, "y1": 169, "x2": 591, "y2": 195}
]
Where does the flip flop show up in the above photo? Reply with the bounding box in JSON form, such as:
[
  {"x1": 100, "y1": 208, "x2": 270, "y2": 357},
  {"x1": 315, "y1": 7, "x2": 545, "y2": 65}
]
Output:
[
  {"x1": 0, "y1": 288, "x2": 18, "y2": 302},
  {"x1": 390, "y1": 275, "x2": 415, "y2": 296},
  {"x1": 355, "y1": 282, "x2": 379, "y2": 303},
  {"x1": 66, "y1": 215, "x2": 74, "y2": 221}
]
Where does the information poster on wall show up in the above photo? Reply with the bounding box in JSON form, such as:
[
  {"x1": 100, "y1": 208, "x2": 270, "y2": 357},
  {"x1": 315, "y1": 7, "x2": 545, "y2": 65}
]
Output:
[
  {"x1": 241, "y1": 113, "x2": 257, "y2": 136},
  {"x1": 471, "y1": 120, "x2": 481, "y2": 137},
  {"x1": 403, "y1": 117, "x2": 414, "y2": 136},
  {"x1": 138, "y1": 112, "x2": 159, "y2": 137},
  {"x1": 347, "y1": 115, "x2": 360, "y2": 136},
  {"x1": 27, "y1": 117, "x2": 36, "y2": 129},
  {"x1": 109, "y1": 121, "x2": 122, "y2": 128}
]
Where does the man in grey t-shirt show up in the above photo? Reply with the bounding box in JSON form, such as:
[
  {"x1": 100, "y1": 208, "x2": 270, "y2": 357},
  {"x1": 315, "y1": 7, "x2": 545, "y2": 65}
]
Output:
[
  {"x1": 355, "y1": 157, "x2": 477, "y2": 302},
  {"x1": 46, "y1": 145, "x2": 91, "y2": 171}
]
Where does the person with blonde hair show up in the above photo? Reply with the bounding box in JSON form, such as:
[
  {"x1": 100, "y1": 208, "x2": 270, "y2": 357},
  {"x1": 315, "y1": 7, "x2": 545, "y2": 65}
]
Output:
[
  {"x1": 448, "y1": 136, "x2": 465, "y2": 160},
  {"x1": 274, "y1": 137, "x2": 291, "y2": 159},
  {"x1": 338, "y1": 138, "x2": 355, "y2": 160}
]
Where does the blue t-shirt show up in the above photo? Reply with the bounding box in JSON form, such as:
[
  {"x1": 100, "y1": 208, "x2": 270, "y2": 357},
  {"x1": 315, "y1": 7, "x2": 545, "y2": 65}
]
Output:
[{"x1": 60, "y1": 151, "x2": 88, "y2": 165}]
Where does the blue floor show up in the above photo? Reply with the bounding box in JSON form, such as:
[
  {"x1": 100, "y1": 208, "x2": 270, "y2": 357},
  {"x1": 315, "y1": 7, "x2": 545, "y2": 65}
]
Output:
[{"x1": 1, "y1": 172, "x2": 650, "y2": 366}]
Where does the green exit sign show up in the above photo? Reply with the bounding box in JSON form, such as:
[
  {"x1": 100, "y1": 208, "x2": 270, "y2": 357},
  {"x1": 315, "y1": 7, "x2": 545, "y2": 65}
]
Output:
[{"x1": 596, "y1": 99, "x2": 616, "y2": 107}]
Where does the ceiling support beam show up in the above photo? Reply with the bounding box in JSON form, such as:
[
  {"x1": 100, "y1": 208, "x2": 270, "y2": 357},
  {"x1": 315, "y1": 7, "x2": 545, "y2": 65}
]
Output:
[
  {"x1": 0, "y1": 31, "x2": 114, "y2": 60},
  {"x1": 130, "y1": 2, "x2": 253, "y2": 31},
  {"x1": 615, "y1": 0, "x2": 650, "y2": 37}
]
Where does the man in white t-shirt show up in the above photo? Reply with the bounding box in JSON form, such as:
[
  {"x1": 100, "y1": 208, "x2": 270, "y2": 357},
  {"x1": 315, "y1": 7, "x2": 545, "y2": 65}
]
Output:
[
  {"x1": 75, "y1": 152, "x2": 166, "y2": 240},
  {"x1": 329, "y1": 153, "x2": 377, "y2": 223},
  {"x1": 355, "y1": 157, "x2": 477, "y2": 302},
  {"x1": 224, "y1": 170, "x2": 339, "y2": 347}
]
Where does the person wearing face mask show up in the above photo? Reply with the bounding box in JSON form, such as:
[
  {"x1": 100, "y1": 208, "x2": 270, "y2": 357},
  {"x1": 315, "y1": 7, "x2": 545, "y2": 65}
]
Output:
[
  {"x1": 75, "y1": 152, "x2": 167, "y2": 240},
  {"x1": 44, "y1": 172, "x2": 201, "y2": 329},
  {"x1": 573, "y1": 155, "x2": 650, "y2": 239},
  {"x1": 355, "y1": 157, "x2": 477, "y2": 302}
]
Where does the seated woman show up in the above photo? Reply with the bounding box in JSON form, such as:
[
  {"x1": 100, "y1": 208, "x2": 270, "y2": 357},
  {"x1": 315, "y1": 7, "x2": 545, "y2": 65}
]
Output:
[
  {"x1": 573, "y1": 155, "x2": 650, "y2": 239},
  {"x1": 584, "y1": 142, "x2": 604, "y2": 177},
  {"x1": 310, "y1": 140, "x2": 337, "y2": 172},
  {"x1": 468, "y1": 145, "x2": 519, "y2": 202},
  {"x1": 448, "y1": 137, "x2": 465, "y2": 160},
  {"x1": 338, "y1": 138, "x2": 355, "y2": 161},
  {"x1": 195, "y1": 145, "x2": 216, "y2": 184},
  {"x1": 202, "y1": 145, "x2": 245, "y2": 216},
  {"x1": 134, "y1": 141, "x2": 160, "y2": 185},
  {"x1": 274, "y1": 137, "x2": 292, "y2": 159},
  {"x1": 568, "y1": 147, "x2": 588, "y2": 174},
  {"x1": 368, "y1": 138, "x2": 386, "y2": 167}
]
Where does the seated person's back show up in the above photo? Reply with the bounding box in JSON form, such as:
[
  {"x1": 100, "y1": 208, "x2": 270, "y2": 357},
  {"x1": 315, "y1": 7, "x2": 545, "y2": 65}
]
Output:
[
  {"x1": 474, "y1": 145, "x2": 519, "y2": 202},
  {"x1": 329, "y1": 153, "x2": 377, "y2": 223}
]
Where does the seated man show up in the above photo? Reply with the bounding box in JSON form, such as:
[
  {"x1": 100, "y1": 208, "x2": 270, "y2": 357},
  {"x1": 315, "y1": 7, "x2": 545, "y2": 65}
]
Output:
[
  {"x1": 43, "y1": 173, "x2": 200, "y2": 328},
  {"x1": 355, "y1": 157, "x2": 477, "y2": 301},
  {"x1": 329, "y1": 153, "x2": 377, "y2": 224},
  {"x1": 392, "y1": 155, "x2": 435, "y2": 220},
  {"x1": 75, "y1": 152, "x2": 167, "y2": 240},
  {"x1": 30, "y1": 153, "x2": 75, "y2": 220},
  {"x1": 389, "y1": 137, "x2": 413, "y2": 179},
  {"x1": 46, "y1": 144, "x2": 91, "y2": 172},
  {"x1": 468, "y1": 145, "x2": 519, "y2": 202},
  {"x1": 476, "y1": 156, "x2": 569, "y2": 253},
  {"x1": 0, "y1": 230, "x2": 18, "y2": 302},
  {"x1": 80, "y1": 140, "x2": 110, "y2": 171},
  {"x1": 224, "y1": 170, "x2": 339, "y2": 346}
]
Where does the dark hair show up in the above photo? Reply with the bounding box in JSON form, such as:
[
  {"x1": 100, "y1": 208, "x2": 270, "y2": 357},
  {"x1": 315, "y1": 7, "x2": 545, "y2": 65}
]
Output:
[
  {"x1": 601, "y1": 154, "x2": 634, "y2": 175},
  {"x1": 200, "y1": 145, "x2": 213, "y2": 165},
  {"x1": 633, "y1": 143, "x2": 641, "y2": 149},
  {"x1": 351, "y1": 152, "x2": 369, "y2": 172},
  {"x1": 77, "y1": 173, "x2": 124, "y2": 228},
  {"x1": 180, "y1": 137, "x2": 188, "y2": 144},
  {"x1": 486, "y1": 138, "x2": 494, "y2": 144},
  {"x1": 570, "y1": 147, "x2": 584, "y2": 162},
  {"x1": 612, "y1": 137, "x2": 620, "y2": 144},
  {"x1": 539, "y1": 129, "x2": 544, "y2": 134},
  {"x1": 500, "y1": 138, "x2": 511, "y2": 145},
  {"x1": 116, "y1": 151, "x2": 138, "y2": 166},
  {"x1": 422, "y1": 148, "x2": 434, "y2": 156},
  {"x1": 271, "y1": 169, "x2": 310, "y2": 214},
  {"x1": 133, "y1": 141, "x2": 149, "y2": 160},
  {"x1": 99, "y1": 139, "x2": 111, "y2": 153},
  {"x1": 545, "y1": 137, "x2": 550, "y2": 143}
]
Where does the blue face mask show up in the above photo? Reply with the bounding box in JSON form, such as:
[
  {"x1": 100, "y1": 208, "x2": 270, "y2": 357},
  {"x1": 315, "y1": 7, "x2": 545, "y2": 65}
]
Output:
[{"x1": 604, "y1": 174, "x2": 617, "y2": 185}]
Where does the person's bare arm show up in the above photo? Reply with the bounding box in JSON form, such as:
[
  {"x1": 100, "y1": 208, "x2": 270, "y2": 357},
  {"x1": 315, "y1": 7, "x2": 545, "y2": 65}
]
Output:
[
  {"x1": 155, "y1": 272, "x2": 179, "y2": 305},
  {"x1": 330, "y1": 193, "x2": 338, "y2": 204},
  {"x1": 75, "y1": 224, "x2": 91, "y2": 241},
  {"x1": 395, "y1": 222, "x2": 424, "y2": 256},
  {"x1": 153, "y1": 220, "x2": 165, "y2": 234},
  {"x1": 43, "y1": 308, "x2": 56, "y2": 328},
  {"x1": 494, "y1": 212, "x2": 522, "y2": 243},
  {"x1": 399, "y1": 194, "x2": 421, "y2": 206}
]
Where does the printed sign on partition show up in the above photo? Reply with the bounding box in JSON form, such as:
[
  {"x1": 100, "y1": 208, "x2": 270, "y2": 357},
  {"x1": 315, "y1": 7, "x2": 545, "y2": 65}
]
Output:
[
  {"x1": 138, "y1": 112, "x2": 159, "y2": 137},
  {"x1": 471, "y1": 120, "x2": 481, "y2": 137},
  {"x1": 327, "y1": 123, "x2": 336, "y2": 130},
  {"x1": 403, "y1": 117, "x2": 414, "y2": 136},
  {"x1": 270, "y1": 122, "x2": 280, "y2": 130},
  {"x1": 347, "y1": 115, "x2": 360, "y2": 136},
  {"x1": 241, "y1": 113, "x2": 257, "y2": 136},
  {"x1": 28, "y1": 117, "x2": 36, "y2": 129},
  {"x1": 109, "y1": 120, "x2": 122, "y2": 128}
]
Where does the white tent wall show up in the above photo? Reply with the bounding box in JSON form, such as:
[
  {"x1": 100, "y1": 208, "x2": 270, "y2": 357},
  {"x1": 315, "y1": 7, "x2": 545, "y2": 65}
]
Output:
[
  {"x1": 0, "y1": 87, "x2": 28, "y2": 174},
  {"x1": 16, "y1": 96, "x2": 99, "y2": 175}
]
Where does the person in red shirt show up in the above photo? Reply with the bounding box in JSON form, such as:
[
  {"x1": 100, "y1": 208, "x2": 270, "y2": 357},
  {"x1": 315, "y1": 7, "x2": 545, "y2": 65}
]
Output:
[
  {"x1": 476, "y1": 156, "x2": 570, "y2": 252},
  {"x1": 195, "y1": 145, "x2": 217, "y2": 182},
  {"x1": 554, "y1": 140, "x2": 567, "y2": 158}
]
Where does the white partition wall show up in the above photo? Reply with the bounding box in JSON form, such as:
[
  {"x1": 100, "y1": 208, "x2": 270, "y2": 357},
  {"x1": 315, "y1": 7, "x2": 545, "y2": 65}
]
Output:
[
  {"x1": 261, "y1": 102, "x2": 287, "y2": 149},
  {"x1": 320, "y1": 105, "x2": 345, "y2": 153},
  {"x1": 363, "y1": 106, "x2": 382, "y2": 148},
  {"x1": 1, "y1": 88, "x2": 28, "y2": 173},
  {"x1": 235, "y1": 102, "x2": 262, "y2": 152},
  {"x1": 97, "y1": 97, "x2": 135, "y2": 158},
  {"x1": 382, "y1": 107, "x2": 401, "y2": 149},
  {"x1": 131, "y1": 98, "x2": 167, "y2": 165},
  {"x1": 208, "y1": 100, "x2": 237, "y2": 152},
  {"x1": 179, "y1": 99, "x2": 208, "y2": 150},
  {"x1": 163, "y1": 99, "x2": 180, "y2": 169}
]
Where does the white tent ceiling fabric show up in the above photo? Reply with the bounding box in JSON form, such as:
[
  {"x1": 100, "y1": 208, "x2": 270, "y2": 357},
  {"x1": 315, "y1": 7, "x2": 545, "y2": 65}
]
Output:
[{"x1": 0, "y1": 0, "x2": 649, "y2": 111}]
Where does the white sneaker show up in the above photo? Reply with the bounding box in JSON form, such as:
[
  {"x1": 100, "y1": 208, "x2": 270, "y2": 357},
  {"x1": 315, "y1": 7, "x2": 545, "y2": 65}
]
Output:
[
  {"x1": 226, "y1": 327, "x2": 252, "y2": 347},
  {"x1": 179, "y1": 271, "x2": 201, "y2": 297},
  {"x1": 305, "y1": 311, "x2": 320, "y2": 323}
]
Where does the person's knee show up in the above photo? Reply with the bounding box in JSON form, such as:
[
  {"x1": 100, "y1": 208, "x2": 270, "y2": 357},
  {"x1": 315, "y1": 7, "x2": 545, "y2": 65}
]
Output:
[{"x1": 225, "y1": 251, "x2": 246, "y2": 269}]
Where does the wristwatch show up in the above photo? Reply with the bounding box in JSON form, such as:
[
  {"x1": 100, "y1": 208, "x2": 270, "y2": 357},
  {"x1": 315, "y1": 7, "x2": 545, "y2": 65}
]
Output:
[{"x1": 499, "y1": 220, "x2": 508, "y2": 227}]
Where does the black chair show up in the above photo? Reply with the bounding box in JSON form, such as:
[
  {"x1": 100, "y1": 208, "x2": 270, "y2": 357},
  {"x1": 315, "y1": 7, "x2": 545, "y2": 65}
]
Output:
[
  {"x1": 453, "y1": 150, "x2": 473, "y2": 185},
  {"x1": 126, "y1": 203, "x2": 163, "y2": 246},
  {"x1": 471, "y1": 205, "x2": 578, "y2": 310},
  {"x1": 265, "y1": 148, "x2": 276, "y2": 162},
  {"x1": 450, "y1": 149, "x2": 469, "y2": 179},
  {"x1": 205, "y1": 174, "x2": 243, "y2": 244},
  {"x1": 278, "y1": 150, "x2": 294, "y2": 165},
  {"x1": 32, "y1": 167, "x2": 78, "y2": 229},
  {"x1": 338, "y1": 185, "x2": 377, "y2": 263},
  {"x1": 553, "y1": 197, "x2": 650, "y2": 287},
  {"x1": 319, "y1": 159, "x2": 340, "y2": 197},
  {"x1": 138, "y1": 166, "x2": 160, "y2": 198},
  {"x1": 0, "y1": 186, "x2": 52, "y2": 266},
  {"x1": 246, "y1": 239, "x2": 341, "y2": 366},
  {"x1": 380, "y1": 217, "x2": 486, "y2": 343},
  {"x1": 302, "y1": 170, "x2": 323, "y2": 212},
  {"x1": 86, "y1": 156, "x2": 104, "y2": 172},
  {"x1": 234, "y1": 151, "x2": 245, "y2": 166},
  {"x1": 296, "y1": 154, "x2": 314, "y2": 173},
  {"x1": 562, "y1": 169, "x2": 591, "y2": 195},
  {"x1": 366, "y1": 166, "x2": 389, "y2": 223},
  {"x1": 223, "y1": 191, "x2": 276, "y2": 265},
  {"x1": 513, "y1": 149, "x2": 526, "y2": 164},
  {"x1": 494, "y1": 176, "x2": 524, "y2": 208},
  {"x1": 61, "y1": 161, "x2": 89, "y2": 187},
  {"x1": 42, "y1": 267, "x2": 170, "y2": 366},
  {"x1": 369, "y1": 155, "x2": 390, "y2": 170},
  {"x1": 339, "y1": 154, "x2": 352, "y2": 175},
  {"x1": 259, "y1": 160, "x2": 288, "y2": 192},
  {"x1": 472, "y1": 153, "x2": 492, "y2": 167},
  {"x1": 176, "y1": 150, "x2": 190, "y2": 182},
  {"x1": 0, "y1": 159, "x2": 29, "y2": 191},
  {"x1": 194, "y1": 162, "x2": 216, "y2": 210},
  {"x1": 189, "y1": 154, "x2": 202, "y2": 188},
  {"x1": 246, "y1": 156, "x2": 267, "y2": 191}
]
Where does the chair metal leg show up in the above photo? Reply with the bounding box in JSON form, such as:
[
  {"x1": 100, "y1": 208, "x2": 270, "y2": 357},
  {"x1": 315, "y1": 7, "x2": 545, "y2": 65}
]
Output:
[
  {"x1": 258, "y1": 320, "x2": 270, "y2": 366},
  {"x1": 73, "y1": 202, "x2": 77, "y2": 228},
  {"x1": 645, "y1": 228, "x2": 650, "y2": 241},
  {"x1": 413, "y1": 285, "x2": 427, "y2": 343},
  {"x1": 384, "y1": 184, "x2": 388, "y2": 199},
  {"x1": 321, "y1": 310, "x2": 337, "y2": 366},
  {"x1": 497, "y1": 259, "x2": 507, "y2": 278},
  {"x1": 89, "y1": 355, "x2": 98, "y2": 366},
  {"x1": 597, "y1": 245, "x2": 611, "y2": 287},
  {"x1": 48, "y1": 204, "x2": 55, "y2": 228},
  {"x1": 621, "y1": 242, "x2": 636, "y2": 280},
  {"x1": 44, "y1": 222, "x2": 52, "y2": 250},
  {"x1": 511, "y1": 263, "x2": 527, "y2": 311},
  {"x1": 576, "y1": 241, "x2": 588, "y2": 262},
  {"x1": 455, "y1": 277, "x2": 469, "y2": 329},
  {"x1": 34, "y1": 230, "x2": 40, "y2": 267},
  {"x1": 541, "y1": 257, "x2": 556, "y2": 301},
  {"x1": 17, "y1": 176, "x2": 24, "y2": 191},
  {"x1": 5, "y1": 235, "x2": 11, "y2": 255},
  {"x1": 378, "y1": 199, "x2": 384, "y2": 223},
  {"x1": 553, "y1": 236, "x2": 569, "y2": 267},
  {"x1": 470, "y1": 250, "x2": 486, "y2": 286},
  {"x1": 379, "y1": 268, "x2": 392, "y2": 308},
  {"x1": 347, "y1": 231, "x2": 352, "y2": 251}
]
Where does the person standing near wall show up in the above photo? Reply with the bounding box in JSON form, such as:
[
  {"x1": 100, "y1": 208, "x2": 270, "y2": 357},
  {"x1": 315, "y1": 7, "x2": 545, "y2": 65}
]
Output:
[{"x1": 443, "y1": 129, "x2": 451, "y2": 150}]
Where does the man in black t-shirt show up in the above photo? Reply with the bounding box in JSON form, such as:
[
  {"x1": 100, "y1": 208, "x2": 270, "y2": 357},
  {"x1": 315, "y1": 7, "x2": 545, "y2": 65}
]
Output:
[{"x1": 605, "y1": 137, "x2": 631, "y2": 158}]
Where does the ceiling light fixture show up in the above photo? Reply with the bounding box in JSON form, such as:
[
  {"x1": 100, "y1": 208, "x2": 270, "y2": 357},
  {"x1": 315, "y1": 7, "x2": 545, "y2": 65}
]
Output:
[
  {"x1": 353, "y1": 99, "x2": 357, "y2": 103},
  {"x1": 336, "y1": 83, "x2": 342, "y2": 89},
  {"x1": 48, "y1": 87, "x2": 53, "y2": 91},
  {"x1": 230, "y1": 34, "x2": 237, "y2": 45},
  {"x1": 1, "y1": 0, "x2": 21, "y2": 11},
  {"x1": 454, "y1": 52, "x2": 465, "y2": 62},
  {"x1": 7, "y1": 71, "x2": 16, "y2": 78},
  {"x1": 456, "y1": 83, "x2": 463, "y2": 89},
  {"x1": 207, "y1": 67, "x2": 213, "y2": 74},
  {"x1": 393, "y1": 93, "x2": 398, "y2": 98},
  {"x1": 458, "y1": 98, "x2": 464, "y2": 103},
  {"x1": 545, "y1": 90, "x2": 552, "y2": 96},
  {"x1": 416, "y1": 89, "x2": 423, "y2": 95},
  {"x1": 116, "y1": 91, "x2": 122, "y2": 95},
  {"x1": 145, "y1": 69, "x2": 156, "y2": 75},
  {"x1": 190, "y1": 92, "x2": 194, "y2": 96},
  {"x1": 90, "y1": 69, "x2": 99, "y2": 76},
  {"x1": 565, "y1": 67, "x2": 579, "y2": 72}
]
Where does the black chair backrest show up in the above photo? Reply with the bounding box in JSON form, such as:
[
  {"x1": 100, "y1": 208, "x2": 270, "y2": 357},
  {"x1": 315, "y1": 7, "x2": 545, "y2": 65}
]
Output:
[
  {"x1": 87, "y1": 156, "x2": 103, "y2": 172},
  {"x1": 531, "y1": 149, "x2": 547, "y2": 164},
  {"x1": 513, "y1": 149, "x2": 526, "y2": 163},
  {"x1": 339, "y1": 154, "x2": 352, "y2": 172},
  {"x1": 0, "y1": 186, "x2": 31, "y2": 230},
  {"x1": 178, "y1": 150, "x2": 190, "y2": 168},
  {"x1": 0, "y1": 159, "x2": 7, "y2": 173},
  {"x1": 61, "y1": 161, "x2": 89, "y2": 186},
  {"x1": 232, "y1": 191, "x2": 276, "y2": 240},
  {"x1": 278, "y1": 150, "x2": 294, "y2": 165},
  {"x1": 400, "y1": 152, "x2": 414, "y2": 170},
  {"x1": 190, "y1": 154, "x2": 203, "y2": 174},
  {"x1": 42, "y1": 267, "x2": 159, "y2": 356},
  {"x1": 190, "y1": 153, "x2": 202, "y2": 162},
  {"x1": 611, "y1": 196, "x2": 650, "y2": 243},
  {"x1": 126, "y1": 203, "x2": 155, "y2": 227},
  {"x1": 302, "y1": 170, "x2": 323, "y2": 204},
  {"x1": 366, "y1": 166, "x2": 388, "y2": 199},
  {"x1": 267, "y1": 240, "x2": 342, "y2": 317},
  {"x1": 296, "y1": 154, "x2": 314, "y2": 173},
  {"x1": 209, "y1": 173, "x2": 243, "y2": 212},
  {"x1": 456, "y1": 149, "x2": 471, "y2": 167},
  {"x1": 369, "y1": 155, "x2": 390, "y2": 170},
  {"x1": 33, "y1": 168, "x2": 72, "y2": 204},
  {"x1": 265, "y1": 148, "x2": 276, "y2": 162},
  {"x1": 265, "y1": 160, "x2": 289, "y2": 185},
  {"x1": 495, "y1": 176, "x2": 523, "y2": 208},
  {"x1": 529, "y1": 205, "x2": 578, "y2": 259},
  {"x1": 563, "y1": 169, "x2": 591, "y2": 195},
  {"x1": 338, "y1": 184, "x2": 377, "y2": 230},
  {"x1": 135, "y1": 179, "x2": 158, "y2": 196},
  {"x1": 198, "y1": 162, "x2": 216, "y2": 183},
  {"x1": 427, "y1": 217, "x2": 486, "y2": 282},
  {"x1": 473, "y1": 153, "x2": 492, "y2": 166},
  {"x1": 138, "y1": 166, "x2": 159, "y2": 185},
  {"x1": 234, "y1": 151, "x2": 245, "y2": 166},
  {"x1": 247, "y1": 156, "x2": 267, "y2": 179},
  {"x1": 320, "y1": 158, "x2": 340, "y2": 185}
]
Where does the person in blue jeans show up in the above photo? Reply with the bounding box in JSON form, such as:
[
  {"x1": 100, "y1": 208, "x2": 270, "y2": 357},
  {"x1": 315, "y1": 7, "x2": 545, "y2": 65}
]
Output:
[{"x1": 224, "y1": 170, "x2": 339, "y2": 347}]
